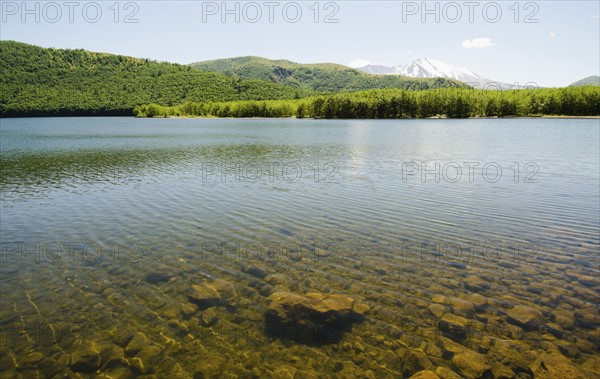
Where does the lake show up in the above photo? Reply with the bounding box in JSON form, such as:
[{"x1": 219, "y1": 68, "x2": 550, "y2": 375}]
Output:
[{"x1": 1, "y1": 117, "x2": 599, "y2": 378}]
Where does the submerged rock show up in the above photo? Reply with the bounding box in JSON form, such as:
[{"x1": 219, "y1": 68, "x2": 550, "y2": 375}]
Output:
[
  {"x1": 22, "y1": 352, "x2": 44, "y2": 364},
  {"x1": 552, "y1": 308, "x2": 575, "y2": 329},
  {"x1": 200, "y1": 308, "x2": 219, "y2": 327},
  {"x1": 264, "y1": 291, "x2": 368, "y2": 344},
  {"x1": 576, "y1": 274, "x2": 599, "y2": 288},
  {"x1": 242, "y1": 263, "x2": 269, "y2": 279},
  {"x1": 491, "y1": 362, "x2": 515, "y2": 379},
  {"x1": 462, "y1": 275, "x2": 491, "y2": 292},
  {"x1": 71, "y1": 343, "x2": 101, "y2": 373},
  {"x1": 267, "y1": 291, "x2": 363, "y2": 315},
  {"x1": 506, "y1": 305, "x2": 545, "y2": 331},
  {"x1": 574, "y1": 308, "x2": 600, "y2": 329},
  {"x1": 530, "y1": 353, "x2": 589, "y2": 379},
  {"x1": 180, "y1": 303, "x2": 196, "y2": 319},
  {"x1": 448, "y1": 297, "x2": 475, "y2": 317},
  {"x1": 125, "y1": 332, "x2": 150, "y2": 356},
  {"x1": 452, "y1": 349, "x2": 491, "y2": 378},
  {"x1": 132, "y1": 345, "x2": 163, "y2": 374},
  {"x1": 409, "y1": 370, "x2": 440, "y2": 379},
  {"x1": 465, "y1": 293, "x2": 487, "y2": 310},
  {"x1": 435, "y1": 366, "x2": 463, "y2": 379},
  {"x1": 582, "y1": 356, "x2": 600, "y2": 376},
  {"x1": 438, "y1": 313, "x2": 470, "y2": 342},
  {"x1": 488, "y1": 339, "x2": 537, "y2": 375},
  {"x1": 400, "y1": 350, "x2": 433, "y2": 377},
  {"x1": 98, "y1": 343, "x2": 127, "y2": 370},
  {"x1": 194, "y1": 351, "x2": 225, "y2": 378},
  {"x1": 431, "y1": 294, "x2": 448, "y2": 304},
  {"x1": 265, "y1": 273, "x2": 291, "y2": 286},
  {"x1": 428, "y1": 303, "x2": 446, "y2": 318},
  {"x1": 144, "y1": 272, "x2": 174, "y2": 284},
  {"x1": 188, "y1": 279, "x2": 236, "y2": 309},
  {"x1": 272, "y1": 365, "x2": 298, "y2": 379}
]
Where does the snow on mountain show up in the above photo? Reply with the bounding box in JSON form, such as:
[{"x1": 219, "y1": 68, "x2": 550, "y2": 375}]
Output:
[
  {"x1": 355, "y1": 58, "x2": 511, "y2": 89},
  {"x1": 394, "y1": 58, "x2": 480, "y2": 81}
]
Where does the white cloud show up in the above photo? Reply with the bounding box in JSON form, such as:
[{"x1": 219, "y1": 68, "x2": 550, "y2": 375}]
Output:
[
  {"x1": 549, "y1": 32, "x2": 555, "y2": 37},
  {"x1": 592, "y1": 14, "x2": 600, "y2": 19},
  {"x1": 462, "y1": 38, "x2": 495, "y2": 49},
  {"x1": 349, "y1": 59, "x2": 377, "y2": 68}
]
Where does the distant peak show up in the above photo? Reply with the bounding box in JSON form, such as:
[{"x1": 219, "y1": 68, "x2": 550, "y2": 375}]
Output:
[{"x1": 353, "y1": 57, "x2": 512, "y2": 89}]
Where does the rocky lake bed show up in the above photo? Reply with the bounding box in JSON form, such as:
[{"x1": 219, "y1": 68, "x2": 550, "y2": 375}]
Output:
[{"x1": 1, "y1": 240, "x2": 598, "y2": 378}]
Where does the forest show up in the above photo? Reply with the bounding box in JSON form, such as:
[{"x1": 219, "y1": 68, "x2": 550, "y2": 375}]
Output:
[
  {"x1": 1, "y1": 41, "x2": 466, "y2": 117},
  {"x1": 134, "y1": 87, "x2": 600, "y2": 119},
  {"x1": 2, "y1": 41, "x2": 599, "y2": 118},
  {"x1": 0, "y1": 41, "x2": 307, "y2": 117}
]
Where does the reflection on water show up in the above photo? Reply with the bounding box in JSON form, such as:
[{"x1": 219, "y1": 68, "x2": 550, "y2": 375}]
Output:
[{"x1": 1, "y1": 118, "x2": 599, "y2": 378}]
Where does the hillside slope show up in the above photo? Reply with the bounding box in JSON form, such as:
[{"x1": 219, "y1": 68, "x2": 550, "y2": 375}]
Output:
[
  {"x1": 569, "y1": 76, "x2": 600, "y2": 87},
  {"x1": 0, "y1": 41, "x2": 307, "y2": 116}
]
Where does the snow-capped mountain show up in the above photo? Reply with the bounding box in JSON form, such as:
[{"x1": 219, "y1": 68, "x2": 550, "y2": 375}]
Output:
[
  {"x1": 396, "y1": 58, "x2": 480, "y2": 82},
  {"x1": 357, "y1": 58, "x2": 510, "y2": 89}
]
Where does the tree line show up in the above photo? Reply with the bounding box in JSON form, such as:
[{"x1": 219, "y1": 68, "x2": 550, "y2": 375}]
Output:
[{"x1": 134, "y1": 87, "x2": 600, "y2": 119}]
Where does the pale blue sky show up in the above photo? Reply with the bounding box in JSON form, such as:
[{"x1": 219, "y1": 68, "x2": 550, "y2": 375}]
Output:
[{"x1": 1, "y1": 1, "x2": 598, "y2": 86}]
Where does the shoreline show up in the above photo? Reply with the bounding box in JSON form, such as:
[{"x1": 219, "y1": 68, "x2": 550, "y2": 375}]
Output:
[
  {"x1": 160, "y1": 115, "x2": 600, "y2": 120},
  {"x1": 1, "y1": 115, "x2": 599, "y2": 120}
]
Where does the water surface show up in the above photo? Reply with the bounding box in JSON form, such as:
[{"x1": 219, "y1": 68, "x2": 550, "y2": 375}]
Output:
[{"x1": 1, "y1": 118, "x2": 599, "y2": 378}]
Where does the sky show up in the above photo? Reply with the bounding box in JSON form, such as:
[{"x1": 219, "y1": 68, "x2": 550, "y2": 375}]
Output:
[{"x1": 1, "y1": 0, "x2": 599, "y2": 87}]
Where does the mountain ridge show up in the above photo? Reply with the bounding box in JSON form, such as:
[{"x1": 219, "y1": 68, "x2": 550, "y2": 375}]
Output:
[
  {"x1": 569, "y1": 76, "x2": 600, "y2": 87},
  {"x1": 189, "y1": 56, "x2": 469, "y2": 92}
]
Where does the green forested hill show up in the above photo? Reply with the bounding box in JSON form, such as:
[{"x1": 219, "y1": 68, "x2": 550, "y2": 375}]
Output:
[
  {"x1": 0, "y1": 41, "x2": 307, "y2": 116},
  {"x1": 190, "y1": 56, "x2": 468, "y2": 92},
  {"x1": 569, "y1": 76, "x2": 600, "y2": 87}
]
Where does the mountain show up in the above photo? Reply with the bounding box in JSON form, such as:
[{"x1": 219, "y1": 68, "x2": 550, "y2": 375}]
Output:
[
  {"x1": 190, "y1": 56, "x2": 469, "y2": 92},
  {"x1": 396, "y1": 58, "x2": 481, "y2": 82},
  {"x1": 0, "y1": 41, "x2": 306, "y2": 117},
  {"x1": 569, "y1": 76, "x2": 600, "y2": 87},
  {"x1": 357, "y1": 64, "x2": 397, "y2": 75},
  {"x1": 355, "y1": 58, "x2": 512, "y2": 90}
]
